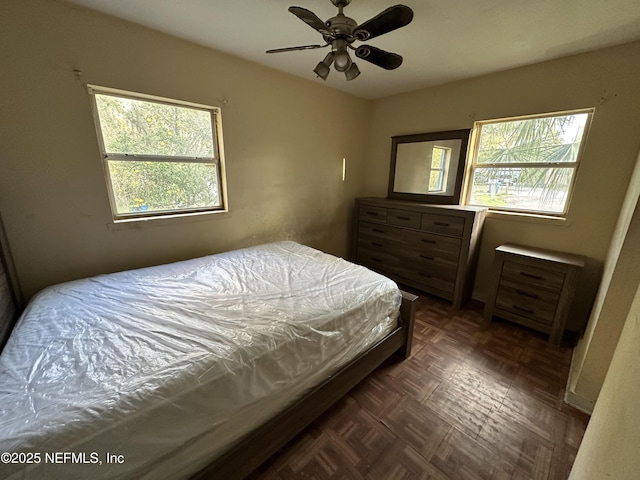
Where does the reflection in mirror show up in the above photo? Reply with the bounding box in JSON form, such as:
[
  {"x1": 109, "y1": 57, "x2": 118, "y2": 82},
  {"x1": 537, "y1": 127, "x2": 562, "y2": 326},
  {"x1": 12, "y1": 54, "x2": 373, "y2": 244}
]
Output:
[
  {"x1": 388, "y1": 130, "x2": 470, "y2": 204},
  {"x1": 394, "y1": 140, "x2": 462, "y2": 195}
]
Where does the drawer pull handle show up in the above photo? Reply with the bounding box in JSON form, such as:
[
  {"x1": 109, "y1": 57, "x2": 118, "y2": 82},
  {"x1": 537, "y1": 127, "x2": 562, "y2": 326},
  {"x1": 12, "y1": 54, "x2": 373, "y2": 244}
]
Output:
[
  {"x1": 419, "y1": 255, "x2": 434, "y2": 261},
  {"x1": 520, "y1": 272, "x2": 544, "y2": 280},
  {"x1": 513, "y1": 304, "x2": 534, "y2": 314},
  {"x1": 372, "y1": 228, "x2": 385, "y2": 233},
  {"x1": 396, "y1": 216, "x2": 411, "y2": 221},
  {"x1": 515, "y1": 289, "x2": 539, "y2": 299},
  {"x1": 421, "y1": 238, "x2": 436, "y2": 244},
  {"x1": 366, "y1": 211, "x2": 379, "y2": 216},
  {"x1": 372, "y1": 242, "x2": 383, "y2": 247},
  {"x1": 434, "y1": 221, "x2": 450, "y2": 227}
]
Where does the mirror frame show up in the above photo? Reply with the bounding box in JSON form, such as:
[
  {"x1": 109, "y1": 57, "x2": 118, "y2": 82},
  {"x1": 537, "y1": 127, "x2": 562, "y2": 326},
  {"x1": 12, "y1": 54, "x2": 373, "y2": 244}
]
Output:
[{"x1": 387, "y1": 129, "x2": 471, "y2": 204}]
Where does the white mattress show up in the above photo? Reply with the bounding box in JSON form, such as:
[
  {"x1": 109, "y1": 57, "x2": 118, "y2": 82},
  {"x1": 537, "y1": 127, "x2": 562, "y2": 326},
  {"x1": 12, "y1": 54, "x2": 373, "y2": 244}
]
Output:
[{"x1": 0, "y1": 241, "x2": 400, "y2": 480}]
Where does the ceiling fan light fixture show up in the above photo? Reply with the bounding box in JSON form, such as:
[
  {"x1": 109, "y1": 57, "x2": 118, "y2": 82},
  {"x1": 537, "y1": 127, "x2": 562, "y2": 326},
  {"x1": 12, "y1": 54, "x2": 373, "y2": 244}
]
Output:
[
  {"x1": 344, "y1": 62, "x2": 360, "y2": 81},
  {"x1": 331, "y1": 38, "x2": 352, "y2": 73},
  {"x1": 333, "y1": 49, "x2": 352, "y2": 72},
  {"x1": 313, "y1": 51, "x2": 334, "y2": 80},
  {"x1": 267, "y1": 1, "x2": 414, "y2": 81},
  {"x1": 314, "y1": 62, "x2": 331, "y2": 80}
]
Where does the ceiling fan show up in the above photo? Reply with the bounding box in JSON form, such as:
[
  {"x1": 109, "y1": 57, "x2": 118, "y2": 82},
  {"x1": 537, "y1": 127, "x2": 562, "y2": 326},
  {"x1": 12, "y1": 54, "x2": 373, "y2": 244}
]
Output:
[{"x1": 266, "y1": 0, "x2": 413, "y2": 81}]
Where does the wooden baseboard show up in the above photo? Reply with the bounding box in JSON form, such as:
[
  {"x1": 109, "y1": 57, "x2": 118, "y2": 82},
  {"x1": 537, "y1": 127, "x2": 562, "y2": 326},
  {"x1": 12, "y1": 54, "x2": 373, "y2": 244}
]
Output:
[{"x1": 564, "y1": 390, "x2": 595, "y2": 415}]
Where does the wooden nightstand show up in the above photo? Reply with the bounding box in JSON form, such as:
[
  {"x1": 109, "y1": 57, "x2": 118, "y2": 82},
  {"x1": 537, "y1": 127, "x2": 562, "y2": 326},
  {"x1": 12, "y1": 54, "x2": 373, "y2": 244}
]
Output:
[{"x1": 483, "y1": 244, "x2": 585, "y2": 345}]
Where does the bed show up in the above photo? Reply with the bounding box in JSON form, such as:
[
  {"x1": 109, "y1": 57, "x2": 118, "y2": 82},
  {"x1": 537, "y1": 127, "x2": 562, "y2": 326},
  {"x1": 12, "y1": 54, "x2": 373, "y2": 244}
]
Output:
[{"x1": 0, "y1": 241, "x2": 416, "y2": 480}]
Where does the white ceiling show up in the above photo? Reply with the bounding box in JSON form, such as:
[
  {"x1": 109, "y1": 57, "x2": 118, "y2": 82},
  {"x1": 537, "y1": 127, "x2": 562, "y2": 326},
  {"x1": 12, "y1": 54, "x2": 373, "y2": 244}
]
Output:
[{"x1": 64, "y1": 0, "x2": 640, "y2": 99}]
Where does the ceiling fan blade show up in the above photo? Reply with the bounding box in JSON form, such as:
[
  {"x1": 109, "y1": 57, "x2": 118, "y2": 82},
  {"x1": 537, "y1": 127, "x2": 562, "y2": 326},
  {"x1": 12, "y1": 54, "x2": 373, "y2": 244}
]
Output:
[
  {"x1": 355, "y1": 45, "x2": 403, "y2": 70},
  {"x1": 353, "y1": 5, "x2": 413, "y2": 41},
  {"x1": 266, "y1": 44, "x2": 327, "y2": 54},
  {"x1": 288, "y1": 6, "x2": 334, "y2": 37}
]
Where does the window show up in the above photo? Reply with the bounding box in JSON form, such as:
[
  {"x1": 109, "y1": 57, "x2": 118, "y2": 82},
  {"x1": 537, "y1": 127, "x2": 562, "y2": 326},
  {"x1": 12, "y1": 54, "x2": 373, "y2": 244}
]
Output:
[
  {"x1": 464, "y1": 110, "x2": 593, "y2": 216},
  {"x1": 88, "y1": 86, "x2": 227, "y2": 220}
]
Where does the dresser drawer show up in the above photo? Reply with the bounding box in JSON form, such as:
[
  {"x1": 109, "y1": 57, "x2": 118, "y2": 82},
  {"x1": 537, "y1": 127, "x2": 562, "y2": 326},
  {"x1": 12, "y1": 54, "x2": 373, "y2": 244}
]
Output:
[
  {"x1": 358, "y1": 235, "x2": 402, "y2": 255},
  {"x1": 404, "y1": 251, "x2": 458, "y2": 279},
  {"x1": 358, "y1": 221, "x2": 404, "y2": 243},
  {"x1": 402, "y1": 229, "x2": 461, "y2": 261},
  {"x1": 421, "y1": 214, "x2": 464, "y2": 237},
  {"x1": 387, "y1": 209, "x2": 421, "y2": 229},
  {"x1": 357, "y1": 248, "x2": 399, "y2": 276},
  {"x1": 502, "y1": 261, "x2": 565, "y2": 292},
  {"x1": 496, "y1": 283, "x2": 559, "y2": 325},
  {"x1": 359, "y1": 205, "x2": 387, "y2": 223},
  {"x1": 397, "y1": 265, "x2": 455, "y2": 295}
]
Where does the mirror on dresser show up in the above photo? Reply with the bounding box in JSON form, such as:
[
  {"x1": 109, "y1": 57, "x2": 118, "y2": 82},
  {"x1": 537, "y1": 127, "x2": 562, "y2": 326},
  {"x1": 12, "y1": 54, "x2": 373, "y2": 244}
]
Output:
[{"x1": 388, "y1": 129, "x2": 471, "y2": 204}]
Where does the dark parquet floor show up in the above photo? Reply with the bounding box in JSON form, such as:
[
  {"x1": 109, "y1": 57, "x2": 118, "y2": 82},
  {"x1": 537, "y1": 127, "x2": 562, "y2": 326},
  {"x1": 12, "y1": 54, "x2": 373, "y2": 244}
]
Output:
[{"x1": 247, "y1": 294, "x2": 590, "y2": 480}]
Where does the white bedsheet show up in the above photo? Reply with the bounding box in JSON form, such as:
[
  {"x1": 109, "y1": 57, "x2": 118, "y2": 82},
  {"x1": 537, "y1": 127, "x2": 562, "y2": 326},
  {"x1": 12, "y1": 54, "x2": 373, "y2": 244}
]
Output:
[{"x1": 0, "y1": 241, "x2": 400, "y2": 479}]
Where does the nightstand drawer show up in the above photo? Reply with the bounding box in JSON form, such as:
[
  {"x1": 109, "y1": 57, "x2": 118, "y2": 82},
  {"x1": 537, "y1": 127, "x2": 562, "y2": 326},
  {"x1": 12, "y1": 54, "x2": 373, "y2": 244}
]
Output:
[
  {"x1": 502, "y1": 261, "x2": 565, "y2": 292},
  {"x1": 387, "y1": 209, "x2": 421, "y2": 229},
  {"x1": 359, "y1": 205, "x2": 388, "y2": 223},
  {"x1": 421, "y1": 214, "x2": 464, "y2": 237},
  {"x1": 496, "y1": 284, "x2": 559, "y2": 325}
]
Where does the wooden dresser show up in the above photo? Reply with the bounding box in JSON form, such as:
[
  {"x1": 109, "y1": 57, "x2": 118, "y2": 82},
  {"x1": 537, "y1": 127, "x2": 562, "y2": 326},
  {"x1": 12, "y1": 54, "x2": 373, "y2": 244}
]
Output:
[
  {"x1": 353, "y1": 198, "x2": 486, "y2": 308},
  {"x1": 483, "y1": 244, "x2": 585, "y2": 345}
]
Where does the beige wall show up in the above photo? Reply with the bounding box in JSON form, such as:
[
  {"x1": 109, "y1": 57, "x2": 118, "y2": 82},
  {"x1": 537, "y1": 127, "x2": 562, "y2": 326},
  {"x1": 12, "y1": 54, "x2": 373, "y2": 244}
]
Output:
[
  {"x1": 567, "y1": 149, "x2": 640, "y2": 411},
  {"x1": 568, "y1": 276, "x2": 640, "y2": 479},
  {"x1": 365, "y1": 41, "x2": 640, "y2": 334},
  {"x1": 0, "y1": 0, "x2": 371, "y2": 300}
]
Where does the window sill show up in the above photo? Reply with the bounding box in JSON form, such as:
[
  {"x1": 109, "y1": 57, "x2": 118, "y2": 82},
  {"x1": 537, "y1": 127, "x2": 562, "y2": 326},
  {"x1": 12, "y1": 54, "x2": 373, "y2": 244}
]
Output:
[
  {"x1": 485, "y1": 209, "x2": 572, "y2": 226},
  {"x1": 107, "y1": 208, "x2": 229, "y2": 231}
]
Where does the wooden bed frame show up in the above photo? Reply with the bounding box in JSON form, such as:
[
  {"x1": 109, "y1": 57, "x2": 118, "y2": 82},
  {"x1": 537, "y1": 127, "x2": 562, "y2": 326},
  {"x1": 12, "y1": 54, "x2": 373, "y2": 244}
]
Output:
[
  {"x1": 0, "y1": 213, "x2": 21, "y2": 352},
  {"x1": 192, "y1": 290, "x2": 418, "y2": 480}
]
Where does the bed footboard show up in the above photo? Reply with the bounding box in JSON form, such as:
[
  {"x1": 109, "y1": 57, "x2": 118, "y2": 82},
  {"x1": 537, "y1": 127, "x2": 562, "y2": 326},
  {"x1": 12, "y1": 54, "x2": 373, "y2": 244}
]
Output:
[
  {"x1": 192, "y1": 290, "x2": 418, "y2": 480},
  {"x1": 398, "y1": 290, "x2": 418, "y2": 359}
]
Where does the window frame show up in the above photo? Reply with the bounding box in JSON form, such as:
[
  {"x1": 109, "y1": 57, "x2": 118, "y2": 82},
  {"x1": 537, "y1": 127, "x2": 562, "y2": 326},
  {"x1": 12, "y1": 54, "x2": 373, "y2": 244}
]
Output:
[
  {"x1": 428, "y1": 145, "x2": 451, "y2": 193},
  {"x1": 462, "y1": 109, "x2": 594, "y2": 218},
  {"x1": 87, "y1": 85, "x2": 228, "y2": 221}
]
